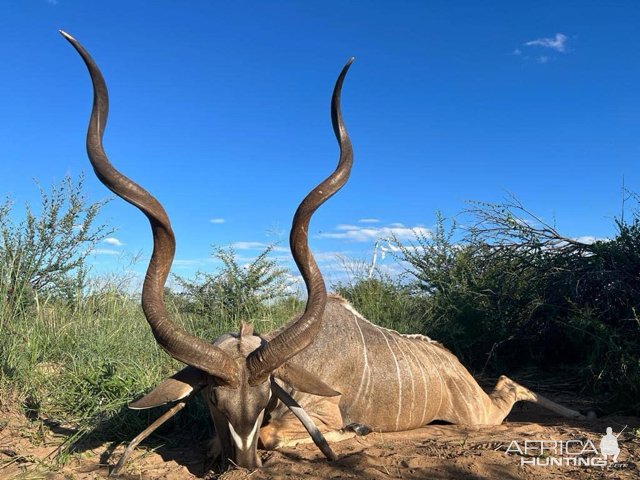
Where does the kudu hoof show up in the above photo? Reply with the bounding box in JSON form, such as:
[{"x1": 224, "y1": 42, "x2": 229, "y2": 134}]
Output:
[{"x1": 344, "y1": 423, "x2": 372, "y2": 436}]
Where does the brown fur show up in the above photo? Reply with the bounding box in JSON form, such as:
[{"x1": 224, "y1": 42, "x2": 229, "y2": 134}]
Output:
[{"x1": 260, "y1": 296, "x2": 584, "y2": 448}]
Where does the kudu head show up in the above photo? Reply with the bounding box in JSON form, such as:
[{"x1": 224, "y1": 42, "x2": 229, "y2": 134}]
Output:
[{"x1": 60, "y1": 31, "x2": 353, "y2": 469}]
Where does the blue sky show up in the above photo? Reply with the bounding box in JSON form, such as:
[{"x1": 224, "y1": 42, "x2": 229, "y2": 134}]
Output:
[{"x1": 1, "y1": 1, "x2": 639, "y2": 286}]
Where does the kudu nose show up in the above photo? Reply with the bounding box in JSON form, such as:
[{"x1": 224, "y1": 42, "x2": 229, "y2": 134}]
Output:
[{"x1": 234, "y1": 448, "x2": 262, "y2": 469}]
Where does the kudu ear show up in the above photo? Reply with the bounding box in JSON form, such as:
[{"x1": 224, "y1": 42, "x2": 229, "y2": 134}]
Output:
[
  {"x1": 274, "y1": 363, "x2": 340, "y2": 397},
  {"x1": 129, "y1": 366, "x2": 207, "y2": 409}
]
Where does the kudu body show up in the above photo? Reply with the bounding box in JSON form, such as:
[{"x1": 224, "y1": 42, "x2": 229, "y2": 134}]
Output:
[
  {"x1": 61, "y1": 31, "x2": 584, "y2": 474},
  {"x1": 261, "y1": 297, "x2": 584, "y2": 450}
]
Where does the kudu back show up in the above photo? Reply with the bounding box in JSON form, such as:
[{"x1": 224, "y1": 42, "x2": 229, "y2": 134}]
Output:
[{"x1": 61, "y1": 31, "x2": 586, "y2": 474}]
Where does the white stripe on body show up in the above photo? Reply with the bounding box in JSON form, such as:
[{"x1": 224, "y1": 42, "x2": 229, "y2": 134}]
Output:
[
  {"x1": 427, "y1": 344, "x2": 476, "y2": 422},
  {"x1": 400, "y1": 335, "x2": 430, "y2": 426},
  {"x1": 352, "y1": 314, "x2": 373, "y2": 417},
  {"x1": 389, "y1": 334, "x2": 416, "y2": 427},
  {"x1": 414, "y1": 341, "x2": 447, "y2": 420},
  {"x1": 378, "y1": 329, "x2": 403, "y2": 431}
]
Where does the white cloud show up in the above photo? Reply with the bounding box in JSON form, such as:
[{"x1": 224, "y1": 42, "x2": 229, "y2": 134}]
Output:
[
  {"x1": 230, "y1": 241, "x2": 288, "y2": 252},
  {"x1": 573, "y1": 236, "x2": 604, "y2": 245},
  {"x1": 358, "y1": 218, "x2": 380, "y2": 224},
  {"x1": 380, "y1": 243, "x2": 423, "y2": 254},
  {"x1": 231, "y1": 241, "x2": 268, "y2": 250},
  {"x1": 525, "y1": 33, "x2": 568, "y2": 53},
  {"x1": 318, "y1": 223, "x2": 431, "y2": 243},
  {"x1": 209, "y1": 218, "x2": 226, "y2": 224},
  {"x1": 512, "y1": 48, "x2": 522, "y2": 56},
  {"x1": 313, "y1": 250, "x2": 351, "y2": 262},
  {"x1": 104, "y1": 237, "x2": 124, "y2": 247},
  {"x1": 537, "y1": 55, "x2": 550, "y2": 64},
  {"x1": 91, "y1": 248, "x2": 120, "y2": 256},
  {"x1": 374, "y1": 262, "x2": 408, "y2": 278},
  {"x1": 173, "y1": 258, "x2": 210, "y2": 267},
  {"x1": 318, "y1": 257, "x2": 412, "y2": 287}
]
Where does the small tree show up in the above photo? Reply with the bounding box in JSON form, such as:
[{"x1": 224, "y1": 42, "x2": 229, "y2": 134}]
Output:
[
  {"x1": 394, "y1": 197, "x2": 640, "y2": 414},
  {"x1": 175, "y1": 244, "x2": 295, "y2": 323},
  {"x1": 0, "y1": 174, "x2": 111, "y2": 314}
]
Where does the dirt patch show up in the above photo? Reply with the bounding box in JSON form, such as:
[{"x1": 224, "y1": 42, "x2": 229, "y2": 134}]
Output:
[{"x1": 1, "y1": 405, "x2": 638, "y2": 480}]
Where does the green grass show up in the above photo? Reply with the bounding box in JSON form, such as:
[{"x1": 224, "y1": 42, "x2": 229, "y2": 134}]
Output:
[
  {"x1": 0, "y1": 282, "x2": 300, "y2": 451},
  {"x1": 1, "y1": 245, "x2": 638, "y2": 468}
]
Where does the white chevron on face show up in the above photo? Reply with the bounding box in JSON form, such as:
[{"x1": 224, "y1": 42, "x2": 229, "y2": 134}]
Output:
[{"x1": 228, "y1": 410, "x2": 264, "y2": 451}]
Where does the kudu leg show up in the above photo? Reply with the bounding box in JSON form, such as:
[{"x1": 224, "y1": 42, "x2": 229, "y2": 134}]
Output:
[
  {"x1": 111, "y1": 401, "x2": 187, "y2": 476},
  {"x1": 489, "y1": 375, "x2": 585, "y2": 423},
  {"x1": 277, "y1": 429, "x2": 356, "y2": 448},
  {"x1": 271, "y1": 382, "x2": 338, "y2": 461}
]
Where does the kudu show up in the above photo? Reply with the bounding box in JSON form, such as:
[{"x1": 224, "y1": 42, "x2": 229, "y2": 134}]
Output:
[{"x1": 61, "y1": 31, "x2": 585, "y2": 475}]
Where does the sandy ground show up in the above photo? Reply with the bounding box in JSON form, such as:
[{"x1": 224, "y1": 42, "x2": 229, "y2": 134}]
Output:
[{"x1": 1, "y1": 403, "x2": 638, "y2": 480}]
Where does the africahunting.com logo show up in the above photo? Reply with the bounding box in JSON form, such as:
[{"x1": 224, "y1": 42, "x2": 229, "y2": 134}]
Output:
[{"x1": 503, "y1": 426, "x2": 629, "y2": 467}]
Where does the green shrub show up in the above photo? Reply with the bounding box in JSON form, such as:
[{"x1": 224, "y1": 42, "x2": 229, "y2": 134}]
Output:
[
  {"x1": 393, "y1": 202, "x2": 640, "y2": 414},
  {"x1": 174, "y1": 244, "x2": 298, "y2": 328}
]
